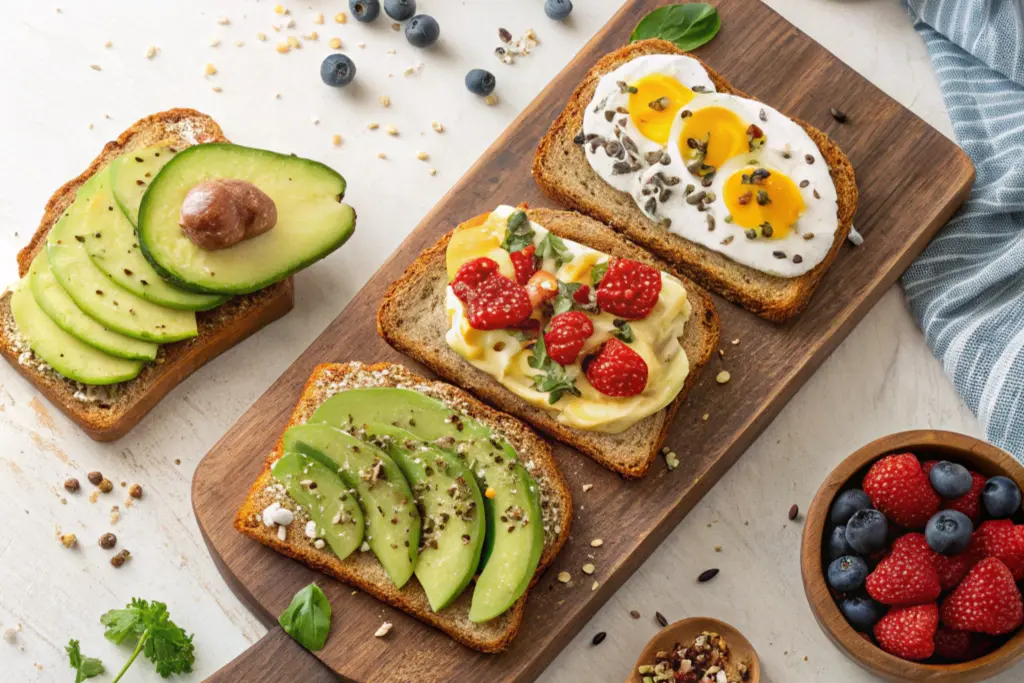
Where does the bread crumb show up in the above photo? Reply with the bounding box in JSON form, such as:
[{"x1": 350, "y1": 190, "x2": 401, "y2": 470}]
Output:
[
  {"x1": 334, "y1": 12, "x2": 347, "y2": 23},
  {"x1": 274, "y1": 4, "x2": 285, "y2": 14},
  {"x1": 217, "y1": 16, "x2": 230, "y2": 25},
  {"x1": 145, "y1": 45, "x2": 159, "y2": 59},
  {"x1": 484, "y1": 94, "x2": 499, "y2": 106},
  {"x1": 275, "y1": 42, "x2": 291, "y2": 54},
  {"x1": 332, "y1": 134, "x2": 342, "y2": 146},
  {"x1": 380, "y1": 95, "x2": 391, "y2": 107},
  {"x1": 329, "y1": 37, "x2": 342, "y2": 49},
  {"x1": 415, "y1": 151, "x2": 428, "y2": 161},
  {"x1": 701, "y1": 413, "x2": 709, "y2": 421},
  {"x1": 313, "y1": 12, "x2": 324, "y2": 24},
  {"x1": 257, "y1": 32, "x2": 267, "y2": 41},
  {"x1": 286, "y1": 36, "x2": 300, "y2": 49},
  {"x1": 377, "y1": 152, "x2": 387, "y2": 159},
  {"x1": 374, "y1": 622, "x2": 392, "y2": 637},
  {"x1": 428, "y1": 168, "x2": 437, "y2": 176},
  {"x1": 385, "y1": 125, "x2": 398, "y2": 136},
  {"x1": 104, "y1": 40, "x2": 112, "y2": 48},
  {"x1": 431, "y1": 121, "x2": 444, "y2": 133},
  {"x1": 205, "y1": 63, "x2": 217, "y2": 76},
  {"x1": 89, "y1": 64, "x2": 102, "y2": 71},
  {"x1": 209, "y1": 38, "x2": 221, "y2": 47},
  {"x1": 367, "y1": 122, "x2": 379, "y2": 130},
  {"x1": 582, "y1": 483, "x2": 593, "y2": 492}
]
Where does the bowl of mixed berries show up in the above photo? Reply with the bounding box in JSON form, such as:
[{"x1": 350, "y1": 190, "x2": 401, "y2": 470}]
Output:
[{"x1": 801, "y1": 430, "x2": 1024, "y2": 682}]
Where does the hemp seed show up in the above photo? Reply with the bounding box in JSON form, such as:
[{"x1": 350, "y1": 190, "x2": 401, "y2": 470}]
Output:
[
  {"x1": 99, "y1": 533, "x2": 117, "y2": 549},
  {"x1": 110, "y1": 549, "x2": 131, "y2": 568},
  {"x1": 64, "y1": 478, "x2": 80, "y2": 493},
  {"x1": 87, "y1": 471, "x2": 103, "y2": 486},
  {"x1": 98, "y1": 479, "x2": 114, "y2": 494},
  {"x1": 129, "y1": 484, "x2": 143, "y2": 499}
]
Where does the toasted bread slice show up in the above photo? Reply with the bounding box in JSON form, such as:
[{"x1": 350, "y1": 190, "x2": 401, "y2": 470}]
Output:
[
  {"x1": 0, "y1": 109, "x2": 294, "y2": 441},
  {"x1": 234, "y1": 361, "x2": 573, "y2": 653},
  {"x1": 378, "y1": 207, "x2": 719, "y2": 479},
  {"x1": 533, "y1": 39, "x2": 858, "y2": 322}
]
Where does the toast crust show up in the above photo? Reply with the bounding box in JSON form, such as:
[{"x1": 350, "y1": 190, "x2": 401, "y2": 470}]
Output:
[
  {"x1": 532, "y1": 39, "x2": 858, "y2": 322},
  {"x1": 233, "y1": 361, "x2": 573, "y2": 653},
  {"x1": 0, "y1": 109, "x2": 294, "y2": 440},
  {"x1": 378, "y1": 207, "x2": 719, "y2": 478}
]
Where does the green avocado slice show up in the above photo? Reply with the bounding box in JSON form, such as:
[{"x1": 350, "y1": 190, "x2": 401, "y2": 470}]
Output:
[
  {"x1": 282, "y1": 423, "x2": 420, "y2": 588},
  {"x1": 85, "y1": 161, "x2": 226, "y2": 311},
  {"x1": 46, "y1": 174, "x2": 198, "y2": 343},
  {"x1": 9, "y1": 278, "x2": 143, "y2": 385},
  {"x1": 28, "y1": 250, "x2": 158, "y2": 361},
  {"x1": 109, "y1": 144, "x2": 176, "y2": 226},
  {"x1": 138, "y1": 143, "x2": 356, "y2": 295},
  {"x1": 357, "y1": 422, "x2": 486, "y2": 612},
  {"x1": 271, "y1": 450, "x2": 364, "y2": 562},
  {"x1": 310, "y1": 388, "x2": 545, "y2": 623}
]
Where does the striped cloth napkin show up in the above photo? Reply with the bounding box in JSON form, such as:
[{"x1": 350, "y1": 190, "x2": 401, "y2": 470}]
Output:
[{"x1": 901, "y1": 0, "x2": 1024, "y2": 461}]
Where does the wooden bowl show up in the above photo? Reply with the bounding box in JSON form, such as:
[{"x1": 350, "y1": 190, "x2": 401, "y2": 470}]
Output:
[
  {"x1": 800, "y1": 430, "x2": 1024, "y2": 682},
  {"x1": 626, "y1": 617, "x2": 760, "y2": 683}
]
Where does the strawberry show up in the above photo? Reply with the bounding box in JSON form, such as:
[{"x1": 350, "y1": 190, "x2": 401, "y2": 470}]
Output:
[
  {"x1": 509, "y1": 245, "x2": 537, "y2": 285},
  {"x1": 595, "y1": 258, "x2": 662, "y2": 319},
  {"x1": 934, "y1": 535, "x2": 984, "y2": 591},
  {"x1": 452, "y1": 258, "x2": 532, "y2": 331},
  {"x1": 866, "y1": 533, "x2": 941, "y2": 606},
  {"x1": 940, "y1": 558, "x2": 1023, "y2": 635},
  {"x1": 932, "y1": 627, "x2": 973, "y2": 661},
  {"x1": 544, "y1": 312, "x2": 594, "y2": 366},
  {"x1": 585, "y1": 338, "x2": 648, "y2": 397},
  {"x1": 977, "y1": 520, "x2": 1024, "y2": 580},
  {"x1": 944, "y1": 471, "x2": 987, "y2": 523},
  {"x1": 573, "y1": 284, "x2": 592, "y2": 304},
  {"x1": 873, "y1": 603, "x2": 938, "y2": 661},
  {"x1": 863, "y1": 452, "x2": 941, "y2": 529}
]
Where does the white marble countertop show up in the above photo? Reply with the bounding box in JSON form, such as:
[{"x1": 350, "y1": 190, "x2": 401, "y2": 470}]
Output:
[{"x1": 0, "y1": 1, "x2": 1017, "y2": 681}]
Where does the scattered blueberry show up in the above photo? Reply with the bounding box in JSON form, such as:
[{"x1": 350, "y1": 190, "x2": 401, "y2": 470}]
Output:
[
  {"x1": 840, "y1": 596, "x2": 886, "y2": 631},
  {"x1": 465, "y1": 69, "x2": 496, "y2": 96},
  {"x1": 830, "y1": 489, "x2": 873, "y2": 526},
  {"x1": 405, "y1": 14, "x2": 440, "y2": 47},
  {"x1": 925, "y1": 510, "x2": 973, "y2": 556},
  {"x1": 827, "y1": 525, "x2": 856, "y2": 562},
  {"x1": 544, "y1": 0, "x2": 573, "y2": 21},
  {"x1": 350, "y1": 0, "x2": 381, "y2": 22},
  {"x1": 321, "y1": 54, "x2": 356, "y2": 87},
  {"x1": 827, "y1": 556, "x2": 869, "y2": 593},
  {"x1": 383, "y1": 0, "x2": 416, "y2": 21},
  {"x1": 845, "y1": 509, "x2": 889, "y2": 555},
  {"x1": 929, "y1": 461, "x2": 973, "y2": 499},
  {"x1": 981, "y1": 476, "x2": 1022, "y2": 518}
]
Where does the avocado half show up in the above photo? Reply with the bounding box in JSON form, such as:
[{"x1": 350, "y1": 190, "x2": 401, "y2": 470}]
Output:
[{"x1": 137, "y1": 144, "x2": 356, "y2": 295}]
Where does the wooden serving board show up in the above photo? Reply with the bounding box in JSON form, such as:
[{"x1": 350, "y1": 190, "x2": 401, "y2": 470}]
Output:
[{"x1": 194, "y1": 1, "x2": 973, "y2": 681}]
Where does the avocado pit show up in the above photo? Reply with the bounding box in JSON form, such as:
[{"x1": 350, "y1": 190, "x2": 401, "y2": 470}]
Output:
[{"x1": 179, "y1": 178, "x2": 277, "y2": 250}]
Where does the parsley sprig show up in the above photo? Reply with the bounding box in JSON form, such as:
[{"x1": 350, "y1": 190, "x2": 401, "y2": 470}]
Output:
[
  {"x1": 66, "y1": 640, "x2": 104, "y2": 682},
  {"x1": 500, "y1": 210, "x2": 534, "y2": 253},
  {"x1": 552, "y1": 281, "x2": 582, "y2": 315},
  {"x1": 537, "y1": 232, "x2": 572, "y2": 268},
  {"x1": 99, "y1": 598, "x2": 195, "y2": 681},
  {"x1": 527, "y1": 335, "x2": 581, "y2": 404}
]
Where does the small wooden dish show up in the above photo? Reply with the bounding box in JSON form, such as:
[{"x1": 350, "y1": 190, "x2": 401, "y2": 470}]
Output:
[
  {"x1": 800, "y1": 429, "x2": 1024, "y2": 682},
  {"x1": 626, "y1": 617, "x2": 760, "y2": 683}
]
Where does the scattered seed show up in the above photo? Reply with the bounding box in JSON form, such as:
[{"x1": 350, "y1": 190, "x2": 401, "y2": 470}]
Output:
[
  {"x1": 759, "y1": 108, "x2": 767, "y2": 122},
  {"x1": 99, "y1": 533, "x2": 117, "y2": 549},
  {"x1": 217, "y1": 16, "x2": 230, "y2": 25},
  {"x1": 830, "y1": 107, "x2": 848, "y2": 123},
  {"x1": 64, "y1": 478, "x2": 80, "y2": 493},
  {"x1": 380, "y1": 95, "x2": 391, "y2": 107},
  {"x1": 428, "y1": 168, "x2": 437, "y2": 176},
  {"x1": 275, "y1": 42, "x2": 291, "y2": 54},
  {"x1": 788, "y1": 504, "x2": 799, "y2": 520},
  {"x1": 145, "y1": 45, "x2": 158, "y2": 59},
  {"x1": 89, "y1": 64, "x2": 102, "y2": 71},
  {"x1": 590, "y1": 538, "x2": 604, "y2": 548},
  {"x1": 335, "y1": 12, "x2": 347, "y2": 23},
  {"x1": 367, "y1": 122, "x2": 380, "y2": 130},
  {"x1": 702, "y1": 413, "x2": 709, "y2": 421},
  {"x1": 773, "y1": 250, "x2": 787, "y2": 259},
  {"x1": 591, "y1": 631, "x2": 607, "y2": 646},
  {"x1": 716, "y1": 371, "x2": 731, "y2": 385},
  {"x1": 59, "y1": 533, "x2": 77, "y2": 549},
  {"x1": 656, "y1": 611, "x2": 668, "y2": 627},
  {"x1": 582, "y1": 563, "x2": 596, "y2": 576},
  {"x1": 582, "y1": 483, "x2": 593, "y2": 492},
  {"x1": 332, "y1": 134, "x2": 342, "y2": 146},
  {"x1": 557, "y1": 571, "x2": 571, "y2": 583},
  {"x1": 630, "y1": 610, "x2": 641, "y2": 619},
  {"x1": 813, "y1": 189, "x2": 821, "y2": 199},
  {"x1": 648, "y1": 96, "x2": 670, "y2": 111},
  {"x1": 88, "y1": 471, "x2": 103, "y2": 486},
  {"x1": 485, "y1": 94, "x2": 499, "y2": 106},
  {"x1": 328, "y1": 36, "x2": 342, "y2": 49},
  {"x1": 374, "y1": 621, "x2": 393, "y2": 637},
  {"x1": 805, "y1": 154, "x2": 815, "y2": 164},
  {"x1": 205, "y1": 63, "x2": 217, "y2": 76},
  {"x1": 377, "y1": 152, "x2": 387, "y2": 159},
  {"x1": 685, "y1": 190, "x2": 706, "y2": 206},
  {"x1": 698, "y1": 568, "x2": 720, "y2": 583},
  {"x1": 706, "y1": 215, "x2": 715, "y2": 231},
  {"x1": 129, "y1": 484, "x2": 143, "y2": 499},
  {"x1": 499, "y1": 27, "x2": 512, "y2": 43},
  {"x1": 793, "y1": 254, "x2": 804, "y2": 264},
  {"x1": 416, "y1": 151, "x2": 429, "y2": 161}
]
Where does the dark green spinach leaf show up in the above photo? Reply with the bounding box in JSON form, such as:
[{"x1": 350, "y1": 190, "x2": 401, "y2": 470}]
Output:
[{"x1": 630, "y1": 4, "x2": 721, "y2": 52}]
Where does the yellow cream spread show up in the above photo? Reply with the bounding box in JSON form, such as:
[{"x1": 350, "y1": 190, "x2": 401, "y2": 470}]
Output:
[{"x1": 444, "y1": 206, "x2": 692, "y2": 434}]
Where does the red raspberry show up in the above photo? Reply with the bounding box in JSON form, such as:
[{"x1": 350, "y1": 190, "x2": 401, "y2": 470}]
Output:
[
  {"x1": 940, "y1": 558, "x2": 1023, "y2": 635},
  {"x1": 874, "y1": 603, "x2": 938, "y2": 661},
  {"x1": 543, "y1": 312, "x2": 594, "y2": 366},
  {"x1": 573, "y1": 284, "x2": 592, "y2": 305},
  {"x1": 977, "y1": 520, "x2": 1024, "y2": 580},
  {"x1": 863, "y1": 452, "x2": 941, "y2": 529},
  {"x1": 943, "y1": 471, "x2": 987, "y2": 523},
  {"x1": 595, "y1": 258, "x2": 662, "y2": 319},
  {"x1": 585, "y1": 338, "x2": 648, "y2": 397},
  {"x1": 452, "y1": 258, "x2": 532, "y2": 331},
  {"x1": 933, "y1": 627, "x2": 973, "y2": 661},
  {"x1": 509, "y1": 245, "x2": 537, "y2": 285}
]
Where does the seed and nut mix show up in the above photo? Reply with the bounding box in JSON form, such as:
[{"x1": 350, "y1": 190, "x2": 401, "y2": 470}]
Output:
[{"x1": 637, "y1": 631, "x2": 749, "y2": 683}]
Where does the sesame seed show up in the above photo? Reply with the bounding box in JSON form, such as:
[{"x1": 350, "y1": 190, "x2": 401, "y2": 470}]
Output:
[
  {"x1": 89, "y1": 64, "x2": 102, "y2": 71},
  {"x1": 590, "y1": 538, "x2": 603, "y2": 548},
  {"x1": 592, "y1": 581, "x2": 599, "y2": 591},
  {"x1": 310, "y1": 116, "x2": 320, "y2": 125},
  {"x1": 702, "y1": 413, "x2": 709, "y2": 421},
  {"x1": 582, "y1": 563, "x2": 595, "y2": 575},
  {"x1": 234, "y1": 40, "x2": 244, "y2": 47},
  {"x1": 557, "y1": 571, "x2": 571, "y2": 583},
  {"x1": 582, "y1": 484, "x2": 593, "y2": 492}
]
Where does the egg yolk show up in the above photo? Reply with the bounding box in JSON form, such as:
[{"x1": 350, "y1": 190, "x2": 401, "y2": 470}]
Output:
[
  {"x1": 678, "y1": 106, "x2": 750, "y2": 173},
  {"x1": 628, "y1": 74, "x2": 696, "y2": 146},
  {"x1": 723, "y1": 167, "x2": 806, "y2": 238}
]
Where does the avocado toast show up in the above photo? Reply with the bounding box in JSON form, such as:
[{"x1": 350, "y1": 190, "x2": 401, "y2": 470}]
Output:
[
  {"x1": 0, "y1": 108, "x2": 356, "y2": 440},
  {"x1": 234, "y1": 361, "x2": 573, "y2": 653}
]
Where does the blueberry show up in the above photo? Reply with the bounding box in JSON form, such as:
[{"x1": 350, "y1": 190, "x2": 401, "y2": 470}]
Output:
[
  {"x1": 845, "y1": 509, "x2": 888, "y2": 555},
  {"x1": 544, "y1": 0, "x2": 573, "y2": 20},
  {"x1": 929, "y1": 461, "x2": 973, "y2": 499},
  {"x1": 350, "y1": 0, "x2": 381, "y2": 22},
  {"x1": 320, "y1": 54, "x2": 356, "y2": 87},
  {"x1": 827, "y1": 525, "x2": 856, "y2": 562},
  {"x1": 840, "y1": 596, "x2": 886, "y2": 631},
  {"x1": 830, "y1": 489, "x2": 873, "y2": 526},
  {"x1": 827, "y1": 555, "x2": 869, "y2": 592},
  {"x1": 405, "y1": 14, "x2": 439, "y2": 47},
  {"x1": 925, "y1": 510, "x2": 973, "y2": 556},
  {"x1": 981, "y1": 476, "x2": 1022, "y2": 518},
  {"x1": 465, "y1": 69, "x2": 496, "y2": 96},
  {"x1": 383, "y1": 0, "x2": 416, "y2": 21}
]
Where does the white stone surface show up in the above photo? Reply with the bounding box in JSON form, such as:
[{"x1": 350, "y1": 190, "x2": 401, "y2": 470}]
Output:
[{"x1": 0, "y1": 1, "x2": 1016, "y2": 682}]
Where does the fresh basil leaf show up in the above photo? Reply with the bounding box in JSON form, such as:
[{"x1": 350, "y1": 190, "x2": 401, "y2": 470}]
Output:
[
  {"x1": 537, "y1": 232, "x2": 572, "y2": 268},
  {"x1": 527, "y1": 333, "x2": 551, "y2": 370},
  {"x1": 590, "y1": 261, "x2": 609, "y2": 287},
  {"x1": 552, "y1": 281, "x2": 582, "y2": 315},
  {"x1": 501, "y1": 210, "x2": 535, "y2": 253},
  {"x1": 67, "y1": 640, "x2": 105, "y2": 682},
  {"x1": 279, "y1": 583, "x2": 332, "y2": 652},
  {"x1": 612, "y1": 319, "x2": 635, "y2": 343},
  {"x1": 630, "y1": 3, "x2": 721, "y2": 52}
]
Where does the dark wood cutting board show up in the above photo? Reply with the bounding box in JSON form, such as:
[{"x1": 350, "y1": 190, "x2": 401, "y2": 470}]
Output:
[{"x1": 194, "y1": 1, "x2": 973, "y2": 681}]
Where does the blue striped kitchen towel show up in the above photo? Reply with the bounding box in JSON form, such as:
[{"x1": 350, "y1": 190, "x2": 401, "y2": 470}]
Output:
[{"x1": 901, "y1": 0, "x2": 1024, "y2": 461}]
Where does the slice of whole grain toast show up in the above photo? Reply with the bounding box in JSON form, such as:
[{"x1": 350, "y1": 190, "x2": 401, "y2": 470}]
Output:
[
  {"x1": 0, "y1": 109, "x2": 294, "y2": 441},
  {"x1": 234, "y1": 361, "x2": 573, "y2": 653},
  {"x1": 532, "y1": 39, "x2": 858, "y2": 322},
  {"x1": 377, "y1": 207, "x2": 719, "y2": 479}
]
